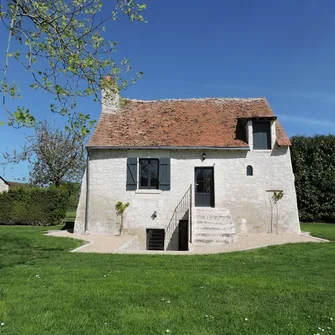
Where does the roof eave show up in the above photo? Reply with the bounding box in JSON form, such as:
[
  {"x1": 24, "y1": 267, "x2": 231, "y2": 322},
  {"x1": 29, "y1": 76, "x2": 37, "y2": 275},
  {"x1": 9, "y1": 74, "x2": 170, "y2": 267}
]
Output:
[
  {"x1": 87, "y1": 145, "x2": 250, "y2": 151},
  {"x1": 237, "y1": 116, "x2": 277, "y2": 121},
  {"x1": 0, "y1": 176, "x2": 10, "y2": 186}
]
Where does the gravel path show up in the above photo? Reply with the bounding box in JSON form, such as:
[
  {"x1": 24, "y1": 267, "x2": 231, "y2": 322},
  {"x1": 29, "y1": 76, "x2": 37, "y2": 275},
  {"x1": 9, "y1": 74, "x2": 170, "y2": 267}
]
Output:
[{"x1": 47, "y1": 230, "x2": 327, "y2": 255}]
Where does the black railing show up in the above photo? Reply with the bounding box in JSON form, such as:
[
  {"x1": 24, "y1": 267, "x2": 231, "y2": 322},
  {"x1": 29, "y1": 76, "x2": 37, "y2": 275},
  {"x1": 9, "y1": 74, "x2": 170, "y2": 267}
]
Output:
[{"x1": 165, "y1": 184, "x2": 192, "y2": 249}]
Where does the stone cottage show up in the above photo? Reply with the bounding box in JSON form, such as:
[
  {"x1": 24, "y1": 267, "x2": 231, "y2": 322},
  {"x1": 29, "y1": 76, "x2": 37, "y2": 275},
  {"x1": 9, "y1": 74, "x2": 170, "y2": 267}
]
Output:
[{"x1": 74, "y1": 93, "x2": 300, "y2": 251}]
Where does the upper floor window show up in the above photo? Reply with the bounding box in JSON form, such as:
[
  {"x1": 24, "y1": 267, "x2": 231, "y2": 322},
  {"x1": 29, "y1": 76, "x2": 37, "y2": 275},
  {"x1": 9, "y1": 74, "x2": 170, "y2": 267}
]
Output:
[
  {"x1": 253, "y1": 121, "x2": 271, "y2": 150},
  {"x1": 139, "y1": 159, "x2": 159, "y2": 189}
]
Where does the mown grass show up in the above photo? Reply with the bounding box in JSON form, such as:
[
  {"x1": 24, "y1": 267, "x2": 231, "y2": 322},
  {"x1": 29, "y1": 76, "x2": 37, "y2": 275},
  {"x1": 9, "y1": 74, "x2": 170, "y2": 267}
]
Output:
[
  {"x1": 63, "y1": 210, "x2": 76, "y2": 223},
  {"x1": 301, "y1": 222, "x2": 335, "y2": 241},
  {"x1": 0, "y1": 225, "x2": 334, "y2": 335}
]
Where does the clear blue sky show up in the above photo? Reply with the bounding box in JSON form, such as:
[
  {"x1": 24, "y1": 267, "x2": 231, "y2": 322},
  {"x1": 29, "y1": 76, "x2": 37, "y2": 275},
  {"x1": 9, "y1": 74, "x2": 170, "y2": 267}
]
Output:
[{"x1": 1, "y1": 0, "x2": 335, "y2": 180}]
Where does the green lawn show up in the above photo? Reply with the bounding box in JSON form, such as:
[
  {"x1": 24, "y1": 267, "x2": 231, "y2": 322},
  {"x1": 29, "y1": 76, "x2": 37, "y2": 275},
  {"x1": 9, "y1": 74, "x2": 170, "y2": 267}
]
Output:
[
  {"x1": 301, "y1": 223, "x2": 335, "y2": 241},
  {"x1": 64, "y1": 210, "x2": 76, "y2": 223},
  {"x1": 0, "y1": 225, "x2": 334, "y2": 335}
]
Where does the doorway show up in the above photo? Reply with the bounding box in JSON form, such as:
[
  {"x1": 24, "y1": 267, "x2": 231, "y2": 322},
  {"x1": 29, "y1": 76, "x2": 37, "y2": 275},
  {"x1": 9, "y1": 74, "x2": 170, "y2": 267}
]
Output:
[
  {"x1": 194, "y1": 167, "x2": 214, "y2": 207},
  {"x1": 178, "y1": 220, "x2": 188, "y2": 251}
]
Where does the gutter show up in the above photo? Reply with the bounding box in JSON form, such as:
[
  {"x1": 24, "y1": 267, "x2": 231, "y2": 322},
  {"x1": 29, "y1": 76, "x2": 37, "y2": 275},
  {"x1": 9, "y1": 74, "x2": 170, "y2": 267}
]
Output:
[
  {"x1": 237, "y1": 116, "x2": 277, "y2": 121},
  {"x1": 84, "y1": 149, "x2": 90, "y2": 234},
  {"x1": 86, "y1": 145, "x2": 250, "y2": 151}
]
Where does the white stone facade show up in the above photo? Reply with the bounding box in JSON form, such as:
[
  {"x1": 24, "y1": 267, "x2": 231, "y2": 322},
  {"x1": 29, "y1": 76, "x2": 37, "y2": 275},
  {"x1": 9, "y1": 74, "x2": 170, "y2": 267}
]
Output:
[
  {"x1": 74, "y1": 145, "x2": 300, "y2": 240},
  {"x1": 0, "y1": 178, "x2": 9, "y2": 193}
]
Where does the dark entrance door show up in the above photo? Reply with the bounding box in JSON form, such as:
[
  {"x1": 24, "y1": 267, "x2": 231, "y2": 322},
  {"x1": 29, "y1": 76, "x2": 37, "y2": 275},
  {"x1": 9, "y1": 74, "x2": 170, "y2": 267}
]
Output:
[
  {"x1": 178, "y1": 220, "x2": 188, "y2": 251},
  {"x1": 195, "y1": 167, "x2": 214, "y2": 207}
]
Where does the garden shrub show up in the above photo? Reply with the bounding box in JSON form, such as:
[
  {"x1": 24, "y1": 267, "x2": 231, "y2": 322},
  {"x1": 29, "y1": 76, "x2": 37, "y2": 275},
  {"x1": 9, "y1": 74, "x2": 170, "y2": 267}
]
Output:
[
  {"x1": 58, "y1": 182, "x2": 80, "y2": 211},
  {"x1": 0, "y1": 186, "x2": 68, "y2": 226},
  {"x1": 291, "y1": 135, "x2": 335, "y2": 222}
]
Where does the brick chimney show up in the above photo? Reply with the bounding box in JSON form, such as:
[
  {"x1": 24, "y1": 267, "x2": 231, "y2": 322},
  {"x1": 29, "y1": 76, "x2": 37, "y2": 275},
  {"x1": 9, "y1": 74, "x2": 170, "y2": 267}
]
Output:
[{"x1": 101, "y1": 76, "x2": 120, "y2": 114}]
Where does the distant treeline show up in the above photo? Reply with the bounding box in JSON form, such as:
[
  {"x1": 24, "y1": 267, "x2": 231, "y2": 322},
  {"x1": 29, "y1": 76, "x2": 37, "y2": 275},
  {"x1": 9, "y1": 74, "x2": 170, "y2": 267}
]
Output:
[{"x1": 291, "y1": 135, "x2": 335, "y2": 223}]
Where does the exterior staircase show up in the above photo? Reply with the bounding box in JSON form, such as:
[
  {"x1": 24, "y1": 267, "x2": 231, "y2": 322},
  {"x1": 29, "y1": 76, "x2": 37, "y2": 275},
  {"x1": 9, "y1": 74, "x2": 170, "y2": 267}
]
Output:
[{"x1": 193, "y1": 208, "x2": 236, "y2": 245}]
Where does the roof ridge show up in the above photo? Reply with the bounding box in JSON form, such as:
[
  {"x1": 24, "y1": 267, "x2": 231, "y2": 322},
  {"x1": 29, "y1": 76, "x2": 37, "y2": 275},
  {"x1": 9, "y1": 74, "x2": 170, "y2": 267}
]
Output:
[{"x1": 123, "y1": 97, "x2": 266, "y2": 103}]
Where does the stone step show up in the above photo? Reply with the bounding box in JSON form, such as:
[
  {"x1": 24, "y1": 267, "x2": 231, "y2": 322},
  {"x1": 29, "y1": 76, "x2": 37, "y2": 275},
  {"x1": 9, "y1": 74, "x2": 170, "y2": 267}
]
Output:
[
  {"x1": 195, "y1": 211, "x2": 232, "y2": 216},
  {"x1": 194, "y1": 236, "x2": 234, "y2": 245},
  {"x1": 194, "y1": 228, "x2": 235, "y2": 235},
  {"x1": 194, "y1": 232, "x2": 234, "y2": 238},
  {"x1": 193, "y1": 208, "x2": 235, "y2": 245},
  {"x1": 194, "y1": 220, "x2": 234, "y2": 226},
  {"x1": 194, "y1": 213, "x2": 230, "y2": 218},
  {"x1": 194, "y1": 208, "x2": 230, "y2": 213},
  {"x1": 193, "y1": 224, "x2": 235, "y2": 231},
  {"x1": 195, "y1": 214, "x2": 231, "y2": 221}
]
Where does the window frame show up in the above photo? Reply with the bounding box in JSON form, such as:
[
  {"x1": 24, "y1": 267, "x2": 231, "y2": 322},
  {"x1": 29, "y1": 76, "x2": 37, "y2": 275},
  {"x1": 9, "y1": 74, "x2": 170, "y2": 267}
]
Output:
[{"x1": 139, "y1": 158, "x2": 159, "y2": 189}]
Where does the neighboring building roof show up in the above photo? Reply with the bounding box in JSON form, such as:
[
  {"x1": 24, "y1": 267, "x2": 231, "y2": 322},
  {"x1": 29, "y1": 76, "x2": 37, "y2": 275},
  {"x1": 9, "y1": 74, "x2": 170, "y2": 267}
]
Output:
[
  {"x1": 0, "y1": 176, "x2": 25, "y2": 188},
  {"x1": 7, "y1": 181, "x2": 25, "y2": 188},
  {"x1": 0, "y1": 176, "x2": 10, "y2": 186},
  {"x1": 88, "y1": 97, "x2": 291, "y2": 148}
]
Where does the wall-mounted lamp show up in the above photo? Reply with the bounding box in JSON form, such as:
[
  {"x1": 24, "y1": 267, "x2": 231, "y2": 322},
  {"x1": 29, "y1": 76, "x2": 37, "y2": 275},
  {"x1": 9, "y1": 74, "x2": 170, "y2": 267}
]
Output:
[
  {"x1": 151, "y1": 211, "x2": 157, "y2": 220},
  {"x1": 202, "y1": 153, "x2": 206, "y2": 161}
]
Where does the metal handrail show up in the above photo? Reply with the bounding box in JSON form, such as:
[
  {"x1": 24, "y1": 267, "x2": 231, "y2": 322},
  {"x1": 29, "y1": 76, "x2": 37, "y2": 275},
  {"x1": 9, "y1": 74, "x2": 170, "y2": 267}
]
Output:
[{"x1": 165, "y1": 184, "x2": 192, "y2": 249}]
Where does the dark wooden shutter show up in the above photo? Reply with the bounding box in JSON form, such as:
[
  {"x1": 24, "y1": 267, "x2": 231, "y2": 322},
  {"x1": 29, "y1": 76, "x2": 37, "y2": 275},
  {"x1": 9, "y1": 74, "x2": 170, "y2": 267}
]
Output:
[
  {"x1": 159, "y1": 158, "x2": 171, "y2": 190},
  {"x1": 126, "y1": 158, "x2": 137, "y2": 190},
  {"x1": 253, "y1": 121, "x2": 271, "y2": 149}
]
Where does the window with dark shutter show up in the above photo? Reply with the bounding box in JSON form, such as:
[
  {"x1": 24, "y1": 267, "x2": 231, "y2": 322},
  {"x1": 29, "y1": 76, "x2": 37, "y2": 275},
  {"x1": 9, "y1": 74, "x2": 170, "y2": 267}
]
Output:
[
  {"x1": 253, "y1": 121, "x2": 271, "y2": 150},
  {"x1": 127, "y1": 157, "x2": 171, "y2": 191},
  {"x1": 126, "y1": 158, "x2": 137, "y2": 190},
  {"x1": 159, "y1": 158, "x2": 171, "y2": 190},
  {"x1": 246, "y1": 165, "x2": 253, "y2": 176}
]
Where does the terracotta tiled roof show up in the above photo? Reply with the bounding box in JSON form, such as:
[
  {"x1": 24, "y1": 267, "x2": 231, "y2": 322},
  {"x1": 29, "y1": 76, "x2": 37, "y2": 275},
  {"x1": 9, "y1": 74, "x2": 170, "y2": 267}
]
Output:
[{"x1": 88, "y1": 97, "x2": 291, "y2": 148}]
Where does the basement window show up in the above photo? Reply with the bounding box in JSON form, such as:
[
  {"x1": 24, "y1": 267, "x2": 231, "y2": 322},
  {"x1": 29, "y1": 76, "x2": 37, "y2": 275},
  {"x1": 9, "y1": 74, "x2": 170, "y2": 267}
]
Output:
[{"x1": 146, "y1": 229, "x2": 165, "y2": 250}]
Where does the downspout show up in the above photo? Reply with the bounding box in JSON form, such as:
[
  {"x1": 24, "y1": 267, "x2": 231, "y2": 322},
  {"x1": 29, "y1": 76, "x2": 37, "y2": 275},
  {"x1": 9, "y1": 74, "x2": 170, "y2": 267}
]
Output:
[{"x1": 84, "y1": 148, "x2": 90, "y2": 233}]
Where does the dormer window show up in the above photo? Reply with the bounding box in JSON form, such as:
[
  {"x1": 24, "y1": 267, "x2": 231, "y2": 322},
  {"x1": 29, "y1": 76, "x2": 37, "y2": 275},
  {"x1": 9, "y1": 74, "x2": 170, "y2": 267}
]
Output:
[{"x1": 253, "y1": 121, "x2": 271, "y2": 150}]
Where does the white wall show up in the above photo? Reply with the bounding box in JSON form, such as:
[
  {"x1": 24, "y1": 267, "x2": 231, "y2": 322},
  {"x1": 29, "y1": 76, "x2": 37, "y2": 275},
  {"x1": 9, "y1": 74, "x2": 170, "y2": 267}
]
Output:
[
  {"x1": 75, "y1": 145, "x2": 300, "y2": 236},
  {"x1": 0, "y1": 179, "x2": 9, "y2": 193}
]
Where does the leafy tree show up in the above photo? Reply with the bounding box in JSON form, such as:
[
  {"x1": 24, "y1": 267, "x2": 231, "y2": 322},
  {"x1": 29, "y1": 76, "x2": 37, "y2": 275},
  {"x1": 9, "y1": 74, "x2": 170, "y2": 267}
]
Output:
[
  {"x1": 291, "y1": 135, "x2": 335, "y2": 222},
  {"x1": 115, "y1": 200, "x2": 130, "y2": 235},
  {"x1": 4, "y1": 121, "x2": 86, "y2": 187},
  {"x1": 0, "y1": 0, "x2": 146, "y2": 130}
]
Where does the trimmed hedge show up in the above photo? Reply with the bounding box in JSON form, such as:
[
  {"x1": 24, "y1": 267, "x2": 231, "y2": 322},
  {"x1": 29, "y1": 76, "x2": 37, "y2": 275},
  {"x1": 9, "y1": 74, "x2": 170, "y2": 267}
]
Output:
[
  {"x1": 291, "y1": 135, "x2": 335, "y2": 222},
  {"x1": 60, "y1": 182, "x2": 80, "y2": 211},
  {"x1": 0, "y1": 186, "x2": 68, "y2": 226}
]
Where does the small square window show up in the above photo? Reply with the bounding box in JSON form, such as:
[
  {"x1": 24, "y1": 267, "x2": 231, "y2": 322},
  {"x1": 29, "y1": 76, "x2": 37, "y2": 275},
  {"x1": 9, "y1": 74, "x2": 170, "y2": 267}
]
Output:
[{"x1": 139, "y1": 159, "x2": 159, "y2": 189}]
